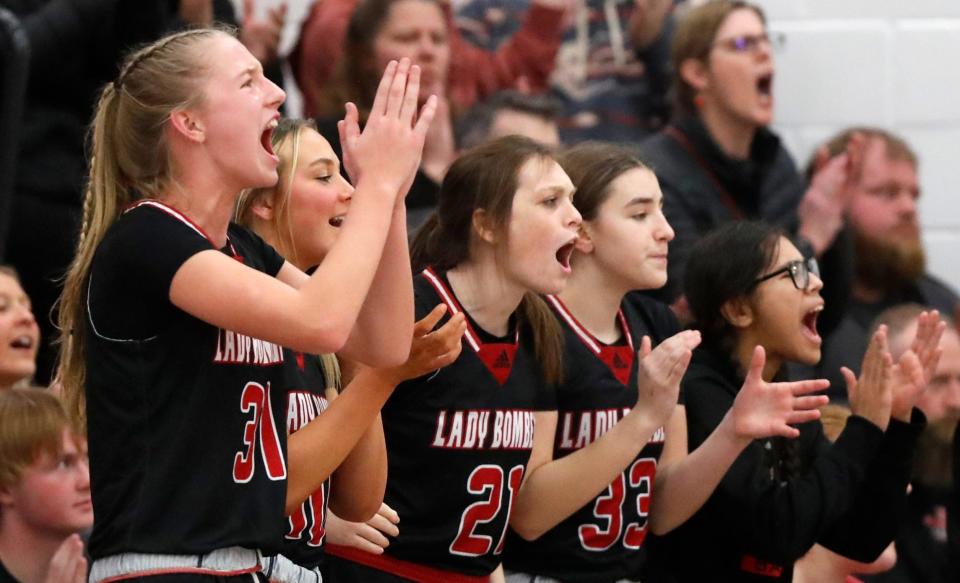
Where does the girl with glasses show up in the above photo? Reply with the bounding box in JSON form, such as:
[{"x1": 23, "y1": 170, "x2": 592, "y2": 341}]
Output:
[
  {"x1": 638, "y1": 0, "x2": 862, "y2": 328},
  {"x1": 649, "y1": 221, "x2": 939, "y2": 583}
]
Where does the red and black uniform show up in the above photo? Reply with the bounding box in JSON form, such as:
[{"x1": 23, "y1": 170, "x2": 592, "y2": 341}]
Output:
[
  {"x1": 502, "y1": 292, "x2": 679, "y2": 583},
  {"x1": 274, "y1": 351, "x2": 331, "y2": 572},
  {"x1": 84, "y1": 201, "x2": 289, "y2": 571},
  {"x1": 325, "y1": 268, "x2": 555, "y2": 583}
]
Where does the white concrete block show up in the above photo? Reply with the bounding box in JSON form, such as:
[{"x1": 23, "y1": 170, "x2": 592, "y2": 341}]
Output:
[
  {"x1": 899, "y1": 126, "x2": 960, "y2": 229},
  {"x1": 771, "y1": 22, "x2": 890, "y2": 126},
  {"x1": 892, "y1": 21, "x2": 960, "y2": 124},
  {"x1": 923, "y1": 231, "x2": 960, "y2": 294}
]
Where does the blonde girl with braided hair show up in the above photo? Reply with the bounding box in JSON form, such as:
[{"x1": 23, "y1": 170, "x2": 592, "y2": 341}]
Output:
[{"x1": 56, "y1": 26, "x2": 436, "y2": 582}]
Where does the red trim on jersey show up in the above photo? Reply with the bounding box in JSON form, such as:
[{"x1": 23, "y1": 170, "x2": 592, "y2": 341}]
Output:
[
  {"x1": 98, "y1": 565, "x2": 260, "y2": 582},
  {"x1": 546, "y1": 295, "x2": 635, "y2": 385},
  {"x1": 739, "y1": 554, "x2": 784, "y2": 577},
  {"x1": 326, "y1": 544, "x2": 490, "y2": 583},
  {"x1": 422, "y1": 267, "x2": 519, "y2": 386},
  {"x1": 126, "y1": 199, "x2": 242, "y2": 261}
]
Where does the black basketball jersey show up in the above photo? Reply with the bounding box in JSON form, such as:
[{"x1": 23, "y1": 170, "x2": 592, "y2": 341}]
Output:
[
  {"x1": 329, "y1": 268, "x2": 556, "y2": 578},
  {"x1": 0, "y1": 559, "x2": 16, "y2": 583},
  {"x1": 85, "y1": 201, "x2": 289, "y2": 558},
  {"x1": 503, "y1": 292, "x2": 680, "y2": 583},
  {"x1": 276, "y1": 351, "x2": 331, "y2": 570}
]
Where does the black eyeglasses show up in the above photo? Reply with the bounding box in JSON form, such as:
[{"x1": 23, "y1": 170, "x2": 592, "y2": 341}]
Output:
[
  {"x1": 713, "y1": 32, "x2": 786, "y2": 54},
  {"x1": 753, "y1": 258, "x2": 820, "y2": 291}
]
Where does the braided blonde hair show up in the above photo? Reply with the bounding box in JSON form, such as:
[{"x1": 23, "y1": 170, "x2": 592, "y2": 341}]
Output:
[{"x1": 57, "y1": 27, "x2": 235, "y2": 425}]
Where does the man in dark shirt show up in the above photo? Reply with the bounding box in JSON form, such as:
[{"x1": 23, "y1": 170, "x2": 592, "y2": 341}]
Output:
[{"x1": 817, "y1": 128, "x2": 959, "y2": 398}]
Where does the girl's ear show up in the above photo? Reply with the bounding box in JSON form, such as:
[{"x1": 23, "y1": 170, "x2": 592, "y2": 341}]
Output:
[
  {"x1": 472, "y1": 208, "x2": 498, "y2": 245},
  {"x1": 249, "y1": 194, "x2": 274, "y2": 221},
  {"x1": 574, "y1": 224, "x2": 594, "y2": 254},
  {"x1": 169, "y1": 108, "x2": 206, "y2": 144},
  {"x1": 720, "y1": 296, "x2": 754, "y2": 329}
]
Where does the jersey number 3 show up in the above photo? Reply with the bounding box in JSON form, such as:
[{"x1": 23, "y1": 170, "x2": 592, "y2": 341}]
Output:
[
  {"x1": 233, "y1": 381, "x2": 287, "y2": 483},
  {"x1": 579, "y1": 458, "x2": 656, "y2": 551},
  {"x1": 450, "y1": 465, "x2": 524, "y2": 557}
]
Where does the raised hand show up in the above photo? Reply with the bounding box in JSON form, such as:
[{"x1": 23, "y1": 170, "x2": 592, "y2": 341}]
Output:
[
  {"x1": 240, "y1": 0, "x2": 286, "y2": 64},
  {"x1": 730, "y1": 346, "x2": 830, "y2": 440},
  {"x1": 891, "y1": 310, "x2": 946, "y2": 421},
  {"x1": 44, "y1": 534, "x2": 87, "y2": 583},
  {"x1": 844, "y1": 326, "x2": 894, "y2": 431},
  {"x1": 381, "y1": 304, "x2": 465, "y2": 384},
  {"x1": 326, "y1": 503, "x2": 401, "y2": 555},
  {"x1": 798, "y1": 132, "x2": 865, "y2": 254},
  {"x1": 634, "y1": 330, "x2": 701, "y2": 427},
  {"x1": 341, "y1": 59, "x2": 438, "y2": 201}
]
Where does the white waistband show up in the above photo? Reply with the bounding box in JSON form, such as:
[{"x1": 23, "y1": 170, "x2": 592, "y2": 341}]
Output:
[
  {"x1": 89, "y1": 546, "x2": 263, "y2": 583},
  {"x1": 261, "y1": 554, "x2": 322, "y2": 583}
]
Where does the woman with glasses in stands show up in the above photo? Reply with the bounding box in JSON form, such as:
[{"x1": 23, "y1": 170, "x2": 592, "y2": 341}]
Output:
[{"x1": 637, "y1": 1, "x2": 862, "y2": 328}]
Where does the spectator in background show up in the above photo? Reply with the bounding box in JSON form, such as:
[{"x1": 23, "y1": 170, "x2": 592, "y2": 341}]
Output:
[
  {"x1": 313, "y1": 0, "x2": 463, "y2": 227},
  {"x1": 454, "y1": 89, "x2": 561, "y2": 150},
  {"x1": 0, "y1": 388, "x2": 92, "y2": 583},
  {"x1": 869, "y1": 304, "x2": 959, "y2": 583},
  {"x1": 638, "y1": 0, "x2": 861, "y2": 326},
  {"x1": 456, "y1": 0, "x2": 676, "y2": 143},
  {"x1": 291, "y1": 0, "x2": 566, "y2": 118},
  {"x1": 815, "y1": 129, "x2": 959, "y2": 399},
  {"x1": 0, "y1": 267, "x2": 38, "y2": 391}
]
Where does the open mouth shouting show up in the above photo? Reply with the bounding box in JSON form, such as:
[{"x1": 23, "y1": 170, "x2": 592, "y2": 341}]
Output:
[
  {"x1": 556, "y1": 238, "x2": 577, "y2": 273},
  {"x1": 260, "y1": 117, "x2": 279, "y2": 162},
  {"x1": 756, "y1": 72, "x2": 774, "y2": 103},
  {"x1": 801, "y1": 303, "x2": 823, "y2": 345},
  {"x1": 329, "y1": 215, "x2": 346, "y2": 228}
]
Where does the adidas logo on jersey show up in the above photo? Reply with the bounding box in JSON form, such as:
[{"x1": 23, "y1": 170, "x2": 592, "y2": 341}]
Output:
[{"x1": 493, "y1": 350, "x2": 511, "y2": 368}]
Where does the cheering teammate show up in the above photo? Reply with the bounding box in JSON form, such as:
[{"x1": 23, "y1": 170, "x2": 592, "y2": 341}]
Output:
[
  {"x1": 651, "y1": 221, "x2": 939, "y2": 582},
  {"x1": 237, "y1": 118, "x2": 466, "y2": 581},
  {"x1": 501, "y1": 143, "x2": 831, "y2": 583},
  {"x1": 56, "y1": 27, "x2": 434, "y2": 581}
]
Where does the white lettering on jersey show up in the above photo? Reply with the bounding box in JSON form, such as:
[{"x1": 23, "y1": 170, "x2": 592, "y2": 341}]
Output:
[
  {"x1": 431, "y1": 410, "x2": 533, "y2": 450},
  {"x1": 214, "y1": 329, "x2": 285, "y2": 366},
  {"x1": 559, "y1": 408, "x2": 665, "y2": 450}
]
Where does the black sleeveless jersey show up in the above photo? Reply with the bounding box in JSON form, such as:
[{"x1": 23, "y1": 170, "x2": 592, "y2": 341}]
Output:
[
  {"x1": 503, "y1": 292, "x2": 680, "y2": 582},
  {"x1": 276, "y1": 351, "x2": 331, "y2": 570},
  {"x1": 340, "y1": 268, "x2": 556, "y2": 577},
  {"x1": 85, "y1": 201, "x2": 289, "y2": 558}
]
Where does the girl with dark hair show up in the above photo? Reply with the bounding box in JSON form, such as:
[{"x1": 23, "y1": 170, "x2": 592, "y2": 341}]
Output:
[
  {"x1": 322, "y1": 134, "x2": 582, "y2": 583},
  {"x1": 650, "y1": 221, "x2": 938, "y2": 582},
  {"x1": 500, "y1": 143, "x2": 830, "y2": 583}
]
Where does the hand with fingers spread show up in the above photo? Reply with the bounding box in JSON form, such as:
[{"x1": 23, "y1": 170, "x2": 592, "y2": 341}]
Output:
[
  {"x1": 844, "y1": 326, "x2": 894, "y2": 431},
  {"x1": 728, "y1": 346, "x2": 830, "y2": 440},
  {"x1": 240, "y1": 0, "x2": 287, "y2": 64},
  {"x1": 379, "y1": 304, "x2": 466, "y2": 385},
  {"x1": 891, "y1": 310, "x2": 946, "y2": 421},
  {"x1": 634, "y1": 330, "x2": 701, "y2": 427},
  {"x1": 326, "y1": 503, "x2": 401, "y2": 555},
  {"x1": 43, "y1": 534, "x2": 87, "y2": 583},
  {"x1": 340, "y1": 59, "x2": 438, "y2": 202}
]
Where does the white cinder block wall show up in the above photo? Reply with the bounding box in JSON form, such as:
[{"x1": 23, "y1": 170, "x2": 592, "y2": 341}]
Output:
[{"x1": 754, "y1": 0, "x2": 960, "y2": 293}]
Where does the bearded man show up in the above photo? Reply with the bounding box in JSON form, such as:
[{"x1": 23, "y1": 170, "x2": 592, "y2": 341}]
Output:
[{"x1": 816, "y1": 128, "x2": 958, "y2": 395}]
